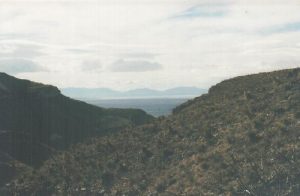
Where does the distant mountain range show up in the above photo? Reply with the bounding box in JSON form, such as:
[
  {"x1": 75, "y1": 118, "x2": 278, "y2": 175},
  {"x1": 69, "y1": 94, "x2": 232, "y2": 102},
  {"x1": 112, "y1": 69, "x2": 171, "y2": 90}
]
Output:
[{"x1": 61, "y1": 87, "x2": 207, "y2": 99}]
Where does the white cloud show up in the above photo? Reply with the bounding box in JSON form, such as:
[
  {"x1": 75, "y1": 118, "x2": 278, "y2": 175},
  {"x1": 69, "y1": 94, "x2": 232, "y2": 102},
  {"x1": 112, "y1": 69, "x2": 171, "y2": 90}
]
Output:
[
  {"x1": 110, "y1": 59, "x2": 162, "y2": 72},
  {"x1": 0, "y1": 58, "x2": 46, "y2": 74},
  {"x1": 81, "y1": 59, "x2": 102, "y2": 72},
  {"x1": 0, "y1": 0, "x2": 299, "y2": 89},
  {"x1": 0, "y1": 42, "x2": 44, "y2": 58}
]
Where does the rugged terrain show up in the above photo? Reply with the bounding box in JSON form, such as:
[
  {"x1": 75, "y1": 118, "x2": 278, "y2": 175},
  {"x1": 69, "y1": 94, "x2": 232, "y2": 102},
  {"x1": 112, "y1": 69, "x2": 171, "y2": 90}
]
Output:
[{"x1": 2, "y1": 68, "x2": 300, "y2": 195}]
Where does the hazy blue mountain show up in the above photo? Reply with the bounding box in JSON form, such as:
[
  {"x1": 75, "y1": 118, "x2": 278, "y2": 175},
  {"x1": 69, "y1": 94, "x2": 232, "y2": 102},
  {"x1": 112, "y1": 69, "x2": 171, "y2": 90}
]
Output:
[
  {"x1": 123, "y1": 88, "x2": 161, "y2": 97},
  {"x1": 61, "y1": 87, "x2": 207, "y2": 99}
]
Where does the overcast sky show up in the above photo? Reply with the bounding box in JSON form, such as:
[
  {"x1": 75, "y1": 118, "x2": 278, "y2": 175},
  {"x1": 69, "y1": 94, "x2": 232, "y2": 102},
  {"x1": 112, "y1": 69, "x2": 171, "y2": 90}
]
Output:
[{"x1": 0, "y1": 0, "x2": 300, "y2": 90}]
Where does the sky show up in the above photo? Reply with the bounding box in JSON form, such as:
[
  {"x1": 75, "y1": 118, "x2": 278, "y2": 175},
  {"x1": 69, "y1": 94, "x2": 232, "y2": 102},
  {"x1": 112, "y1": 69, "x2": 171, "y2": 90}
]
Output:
[{"x1": 0, "y1": 0, "x2": 300, "y2": 90}]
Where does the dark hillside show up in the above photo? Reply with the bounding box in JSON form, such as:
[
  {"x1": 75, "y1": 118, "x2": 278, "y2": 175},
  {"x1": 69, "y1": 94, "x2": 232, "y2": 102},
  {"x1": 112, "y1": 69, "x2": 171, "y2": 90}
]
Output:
[
  {"x1": 5, "y1": 68, "x2": 300, "y2": 195},
  {"x1": 0, "y1": 72, "x2": 154, "y2": 168}
]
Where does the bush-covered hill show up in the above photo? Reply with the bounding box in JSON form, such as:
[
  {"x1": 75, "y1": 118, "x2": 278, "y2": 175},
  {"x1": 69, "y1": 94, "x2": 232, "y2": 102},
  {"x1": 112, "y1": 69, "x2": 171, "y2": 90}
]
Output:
[
  {"x1": 0, "y1": 72, "x2": 154, "y2": 169},
  {"x1": 5, "y1": 68, "x2": 300, "y2": 195}
]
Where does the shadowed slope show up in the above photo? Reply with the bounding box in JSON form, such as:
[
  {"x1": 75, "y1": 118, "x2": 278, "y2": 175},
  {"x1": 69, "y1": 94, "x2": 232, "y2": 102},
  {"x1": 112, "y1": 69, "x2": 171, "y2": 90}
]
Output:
[{"x1": 0, "y1": 72, "x2": 154, "y2": 168}]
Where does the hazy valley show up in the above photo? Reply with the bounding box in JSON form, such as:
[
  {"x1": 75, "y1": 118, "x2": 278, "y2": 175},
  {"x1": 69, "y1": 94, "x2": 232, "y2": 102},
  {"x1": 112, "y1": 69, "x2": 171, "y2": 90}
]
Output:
[
  {"x1": 87, "y1": 98, "x2": 188, "y2": 117},
  {"x1": 61, "y1": 87, "x2": 206, "y2": 117}
]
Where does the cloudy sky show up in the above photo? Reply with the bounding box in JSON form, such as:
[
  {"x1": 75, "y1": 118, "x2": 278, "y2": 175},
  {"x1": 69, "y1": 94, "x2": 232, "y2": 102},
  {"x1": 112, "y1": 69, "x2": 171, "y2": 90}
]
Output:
[{"x1": 0, "y1": 0, "x2": 300, "y2": 90}]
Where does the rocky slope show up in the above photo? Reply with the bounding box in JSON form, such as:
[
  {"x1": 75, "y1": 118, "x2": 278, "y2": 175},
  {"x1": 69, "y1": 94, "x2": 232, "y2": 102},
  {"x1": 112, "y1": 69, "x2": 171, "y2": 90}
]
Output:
[{"x1": 4, "y1": 68, "x2": 300, "y2": 195}]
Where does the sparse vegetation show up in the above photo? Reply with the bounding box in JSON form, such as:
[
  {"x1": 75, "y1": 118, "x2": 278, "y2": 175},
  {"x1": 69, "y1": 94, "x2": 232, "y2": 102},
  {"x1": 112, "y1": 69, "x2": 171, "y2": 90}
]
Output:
[{"x1": 1, "y1": 68, "x2": 300, "y2": 195}]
